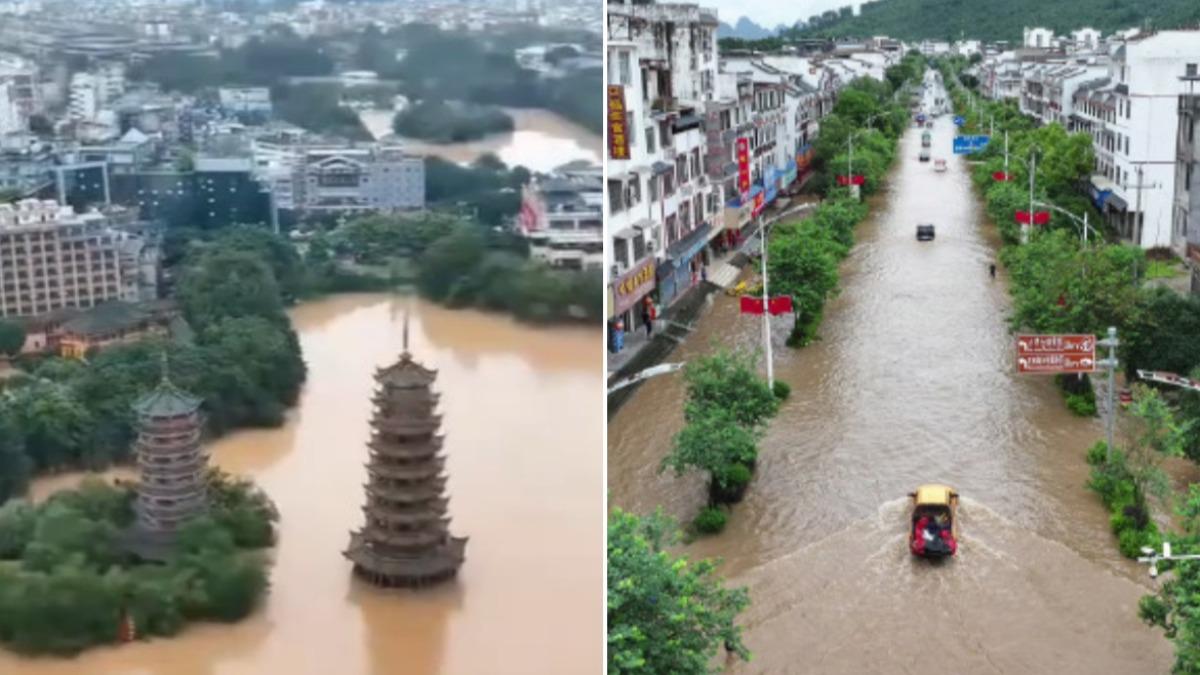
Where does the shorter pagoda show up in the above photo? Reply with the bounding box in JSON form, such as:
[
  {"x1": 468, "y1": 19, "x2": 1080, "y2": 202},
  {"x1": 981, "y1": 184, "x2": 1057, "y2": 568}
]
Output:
[
  {"x1": 126, "y1": 356, "x2": 208, "y2": 560},
  {"x1": 345, "y1": 317, "x2": 466, "y2": 587}
]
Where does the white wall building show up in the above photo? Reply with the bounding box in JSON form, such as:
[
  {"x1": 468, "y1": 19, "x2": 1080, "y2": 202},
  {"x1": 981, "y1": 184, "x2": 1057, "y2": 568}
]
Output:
[
  {"x1": 1073, "y1": 31, "x2": 1200, "y2": 248},
  {"x1": 68, "y1": 72, "x2": 99, "y2": 121},
  {"x1": 519, "y1": 165, "x2": 603, "y2": 270},
  {"x1": 1024, "y1": 27, "x2": 1055, "y2": 49},
  {"x1": 0, "y1": 81, "x2": 22, "y2": 135}
]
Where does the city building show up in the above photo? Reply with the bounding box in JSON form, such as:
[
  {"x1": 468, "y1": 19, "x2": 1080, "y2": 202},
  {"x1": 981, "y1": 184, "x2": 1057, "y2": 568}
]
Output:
[
  {"x1": 1074, "y1": 31, "x2": 1200, "y2": 248},
  {"x1": 1174, "y1": 70, "x2": 1200, "y2": 293},
  {"x1": 345, "y1": 325, "x2": 467, "y2": 588},
  {"x1": 519, "y1": 163, "x2": 603, "y2": 270},
  {"x1": 0, "y1": 81, "x2": 23, "y2": 135},
  {"x1": 218, "y1": 87, "x2": 273, "y2": 118},
  {"x1": 0, "y1": 199, "x2": 158, "y2": 318},
  {"x1": 1024, "y1": 27, "x2": 1055, "y2": 49},
  {"x1": 605, "y1": 0, "x2": 721, "y2": 332},
  {"x1": 69, "y1": 73, "x2": 100, "y2": 122}
]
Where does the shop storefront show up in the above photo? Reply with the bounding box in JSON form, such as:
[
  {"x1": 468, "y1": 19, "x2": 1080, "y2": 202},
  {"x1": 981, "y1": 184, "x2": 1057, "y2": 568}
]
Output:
[
  {"x1": 657, "y1": 222, "x2": 712, "y2": 308},
  {"x1": 608, "y1": 256, "x2": 656, "y2": 352}
]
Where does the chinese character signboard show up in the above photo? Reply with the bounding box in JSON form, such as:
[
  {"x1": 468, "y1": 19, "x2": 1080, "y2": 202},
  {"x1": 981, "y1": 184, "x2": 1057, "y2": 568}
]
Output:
[
  {"x1": 612, "y1": 258, "x2": 656, "y2": 316},
  {"x1": 737, "y1": 137, "x2": 751, "y2": 199},
  {"x1": 953, "y1": 135, "x2": 990, "y2": 154},
  {"x1": 1016, "y1": 334, "x2": 1097, "y2": 374},
  {"x1": 607, "y1": 86, "x2": 629, "y2": 160}
]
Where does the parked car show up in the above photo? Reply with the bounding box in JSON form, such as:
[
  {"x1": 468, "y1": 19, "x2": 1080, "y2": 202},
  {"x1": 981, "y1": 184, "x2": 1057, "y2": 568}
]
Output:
[
  {"x1": 916, "y1": 224, "x2": 935, "y2": 241},
  {"x1": 919, "y1": 148, "x2": 930, "y2": 162}
]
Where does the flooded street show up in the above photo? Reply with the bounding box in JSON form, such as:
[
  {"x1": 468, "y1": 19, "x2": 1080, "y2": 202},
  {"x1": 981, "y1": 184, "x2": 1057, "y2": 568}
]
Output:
[
  {"x1": 8, "y1": 294, "x2": 603, "y2": 675},
  {"x1": 608, "y1": 105, "x2": 1175, "y2": 671},
  {"x1": 359, "y1": 107, "x2": 600, "y2": 172}
]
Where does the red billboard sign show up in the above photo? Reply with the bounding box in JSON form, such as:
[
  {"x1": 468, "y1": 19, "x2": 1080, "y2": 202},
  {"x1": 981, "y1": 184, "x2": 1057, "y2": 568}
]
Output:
[
  {"x1": 607, "y1": 85, "x2": 629, "y2": 160},
  {"x1": 751, "y1": 191, "x2": 765, "y2": 217},
  {"x1": 736, "y1": 137, "x2": 751, "y2": 199},
  {"x1": 1016, "y1": 334, "x2": 1097, "y2": 373}
]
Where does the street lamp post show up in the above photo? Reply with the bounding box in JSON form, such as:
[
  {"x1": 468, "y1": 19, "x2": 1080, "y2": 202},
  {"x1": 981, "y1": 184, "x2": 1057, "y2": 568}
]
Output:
[
  {"x1": 1098, "y1": 326, "x2": 1120, "y2": 463},
  {"x1": 760, "y1": 219, "x2": 774, "y2": 390},
  {"x1": 1138, "y1": 542, "x2": 1200, "y2": 579}
]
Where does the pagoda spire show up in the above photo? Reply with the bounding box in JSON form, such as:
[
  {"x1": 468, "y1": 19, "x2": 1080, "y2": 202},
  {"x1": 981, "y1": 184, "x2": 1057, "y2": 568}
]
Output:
[{"x1": 344, "y1": 334, "x2": 466, "y2": 587}]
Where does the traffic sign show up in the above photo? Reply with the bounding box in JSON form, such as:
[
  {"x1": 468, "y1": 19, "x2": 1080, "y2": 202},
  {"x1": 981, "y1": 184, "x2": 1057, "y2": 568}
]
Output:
[
  {"x1": 1016, "y1": 334, "x2": 1097, "y2": 374},
  {"x1": 953, "y1": 135, "x2": 990, "y2": 154},
  {"x1": 953, "y1": 116, "x2": 964, "y2": 126}
]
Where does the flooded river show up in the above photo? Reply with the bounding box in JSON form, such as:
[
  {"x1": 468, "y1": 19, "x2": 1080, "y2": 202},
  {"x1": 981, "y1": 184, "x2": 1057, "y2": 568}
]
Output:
[
  {"x1": 359, "y1": 107, "x2": 600, "y2": 173},
  {"x1": 8, "y1": 294, "x2": 603, "y2": 675},
  {"x1": 608, "y1": 98, "x2": 1176, "y2": 670}
]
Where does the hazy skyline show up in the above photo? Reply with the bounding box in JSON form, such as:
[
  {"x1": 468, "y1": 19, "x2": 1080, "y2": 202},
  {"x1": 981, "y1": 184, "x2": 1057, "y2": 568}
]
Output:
[{"x1": 710, "y1": 0, "x2": 861, "y2": 31}]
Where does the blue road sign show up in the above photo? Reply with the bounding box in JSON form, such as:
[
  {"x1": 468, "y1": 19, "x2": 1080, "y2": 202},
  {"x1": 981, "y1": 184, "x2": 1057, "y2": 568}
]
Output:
[
  {"x1": 953, "y1": 116, "x2": 965, "y2": 127},
  {"x1": 952, "y1": 135, "x2": 990, "y2": 154}
]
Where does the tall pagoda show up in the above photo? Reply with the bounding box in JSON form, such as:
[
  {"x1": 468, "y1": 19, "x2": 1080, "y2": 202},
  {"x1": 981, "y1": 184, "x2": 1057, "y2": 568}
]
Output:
[
  {"x1": 128, "y1": 355, "x2": 208, "y2": 559},
  {"x1": 345, "y1": 317, "x2": 467, "y2": 587}
]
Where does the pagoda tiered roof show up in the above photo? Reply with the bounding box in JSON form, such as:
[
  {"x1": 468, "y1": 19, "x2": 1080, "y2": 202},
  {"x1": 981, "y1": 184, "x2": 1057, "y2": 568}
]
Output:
[{"x1": 345, "y1": 323, "x2": 466, "y2": 588}]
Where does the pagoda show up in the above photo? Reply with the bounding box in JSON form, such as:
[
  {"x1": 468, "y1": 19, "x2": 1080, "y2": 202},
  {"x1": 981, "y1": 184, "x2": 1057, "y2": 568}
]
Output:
[
  {"x1": 345, "y1": 316, "x2": 467, "y2": 587},
  {"x1": 127, "y1": 355, "x2": 208, "y2": 559}
]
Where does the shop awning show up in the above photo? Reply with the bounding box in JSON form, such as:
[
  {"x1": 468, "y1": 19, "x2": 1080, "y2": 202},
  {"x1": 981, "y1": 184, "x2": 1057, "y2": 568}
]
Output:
[{"x1": 665, "y1": 222, "x2": 713, "y2": 262}]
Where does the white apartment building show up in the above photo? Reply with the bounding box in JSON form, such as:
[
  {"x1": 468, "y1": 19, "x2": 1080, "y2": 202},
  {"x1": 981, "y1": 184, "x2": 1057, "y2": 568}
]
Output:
[
  {"x1": 1024, "y1": 27, "x2": 1055, "y2": 49},
  {"x1": 1071, "y1": 28, "x2": 1102, "y2": 52},
  {"x1": 68, "y1": 73, "x2": 99, "y2": 122},
  {"x1": 1174, "y1": 83, "x2": 1200, "y2": 290},
  {"x1": 1073, "y1": 31, "x2": 1200, "y2": 248},
  {"x1": 519, "y1": 165, "x2": 603, "y2": 270},
  {"x1": 0, "y1": 199, "x2": 154, "y2": 318},
  {"x1": 605, "y1": 0, "x2": 720, "y2": 330},
  {"x1": 0, "y1": 82, "x2": 21, "y2": 135}
]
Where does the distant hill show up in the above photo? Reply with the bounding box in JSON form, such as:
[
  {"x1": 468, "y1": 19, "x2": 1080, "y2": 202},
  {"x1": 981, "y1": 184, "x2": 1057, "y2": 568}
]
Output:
[
  {"x1": 718, "y1": 17, "x2": 774, "y2": 40},
  {"x1": 790, "y1": 0, "x2": 1200, "y2": 42}
]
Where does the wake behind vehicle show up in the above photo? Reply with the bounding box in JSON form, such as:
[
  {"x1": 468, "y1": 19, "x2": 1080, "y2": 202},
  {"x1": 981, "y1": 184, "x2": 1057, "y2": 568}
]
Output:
[
  {"x1": 916, "y1": 224, "x2": 935, "y2": 241},
  {"x1": 909, "y1": 485, "x2": 959, "y2": 558}
]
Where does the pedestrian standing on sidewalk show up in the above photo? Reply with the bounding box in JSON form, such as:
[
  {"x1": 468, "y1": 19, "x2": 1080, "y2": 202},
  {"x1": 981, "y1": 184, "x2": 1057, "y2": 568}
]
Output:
[
  {"x1": 989, "y1": 262, "x2": 996, "y2": 278},
  {"x1": 642, "y1": 297, "x2": 654, "y2": 337},
  {"x1": 701, "y1": 265, "x2": 708, "y2": 283}
]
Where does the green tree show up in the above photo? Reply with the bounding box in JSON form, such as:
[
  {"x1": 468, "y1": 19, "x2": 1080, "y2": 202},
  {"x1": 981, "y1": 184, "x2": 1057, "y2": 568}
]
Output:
[
  {"x1": 0, "y1": 318, "x2": 25, "y2": 356},
  {"x1": 681, "y1": 349, "x2": 778, "y2": 430},
  {"x1": 608, "y1": 508, "x2": 750, "y2": 673},
  {"x1": 662, "y1": 405, "x2": 758, "y2": 498},
  {"x1": 415, "y1": 223, "x2": 486, "y2": 301},
  {"x1": 1122, "y1": 385, "x2": 1191, "y2": 518},
  {"x1": 177, "y1": 249, "x2": 286, "y2": 326},
  {"x1": 0, "y1": 411, "x2": 31, "y2": 503}
]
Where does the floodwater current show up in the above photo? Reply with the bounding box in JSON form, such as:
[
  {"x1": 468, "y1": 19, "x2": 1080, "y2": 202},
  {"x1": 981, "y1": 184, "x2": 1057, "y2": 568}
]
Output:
[
  {"x1": 8, "y1": 294, "x2": 603, "y2": 675},
  {"x1": 359, "y1": 107, "x2": 600, "y2": 173},
  {"x1": 608, "y1": 85, "x2": 1180, "y2": 672}
]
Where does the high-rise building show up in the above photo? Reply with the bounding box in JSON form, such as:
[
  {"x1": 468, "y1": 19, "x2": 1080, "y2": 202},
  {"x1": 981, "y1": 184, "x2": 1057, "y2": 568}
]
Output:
[
  {"x1": 0, "y1": 199, "x2": 157, "y2": 318},
  {"x1": 519, "y1": 164, "x2": 603, "y2": 270}
]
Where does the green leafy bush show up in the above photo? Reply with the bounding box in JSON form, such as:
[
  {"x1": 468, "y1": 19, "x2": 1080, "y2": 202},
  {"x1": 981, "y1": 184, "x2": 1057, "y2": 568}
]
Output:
[
  {"x1": 1066, "y1": 392, "x2": 1097, "y2": 417},
  {"x1": 692, "y1": 506, "x2": 728, "y2": 535},
  {"x1": 773, "y1": 380, "x2": 792, "y2": 401}
]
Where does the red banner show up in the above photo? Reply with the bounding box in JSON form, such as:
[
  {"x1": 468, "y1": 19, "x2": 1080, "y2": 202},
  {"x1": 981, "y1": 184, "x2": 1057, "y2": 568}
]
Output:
[
  {"x1": 1015, "y1": 210, "x2": 1050, "y2": 225},
  {"x1": 836, "y1": 174, "x2": 865, "y2": 186},
  {"x1": 992, "y1": 171, "x2": 1009, "y2": 181},
  {"x1": 740, "y1": 296, "x2": 764, "y2": 314},
  {"x1": 737, "y1": 138, "x2": 751, "y2": 198},
  {"x1": 607, "y1": 86, "x2": 629, "y2": 160},
  {"x1": 767, "y1": 296, "x2": 794, "y2": 315},
  {"x1": 751, "y1": 191, "x2": 765, "y2": 217}
]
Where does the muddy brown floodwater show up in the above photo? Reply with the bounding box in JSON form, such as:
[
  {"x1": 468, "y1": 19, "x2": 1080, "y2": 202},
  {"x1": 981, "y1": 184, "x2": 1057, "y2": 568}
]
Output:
[
  {"x1": 7, "y1": 294, "x2": 603, "y2": 675},
  {"x1": 609, "y1": 89, "x2": 1177, "y2": 673}
]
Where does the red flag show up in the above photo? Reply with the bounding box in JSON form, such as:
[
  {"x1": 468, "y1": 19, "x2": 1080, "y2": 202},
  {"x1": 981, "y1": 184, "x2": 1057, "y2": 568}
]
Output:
[
  {"x1": 767, "y1": 296, "x2": 794, "y2": 315},
  {"x1": 740, "y1": 296, "x2": 764, "y2": 314},
  {"x1": 1056, "y1": 293, "x2": 1067, "y2": 307},
  {"x1": 1015, "y1": 210, "x2": 1050, "y2": 225},
  {"x1": 992, "y1": 171, "x2": 1009, "y2": 181},
  {"x1": 850, "y1": 174, "x2": 865, "y2": 185},
  {"x1": 836, "y1": 175, "x2": 849, "y2": 186}
]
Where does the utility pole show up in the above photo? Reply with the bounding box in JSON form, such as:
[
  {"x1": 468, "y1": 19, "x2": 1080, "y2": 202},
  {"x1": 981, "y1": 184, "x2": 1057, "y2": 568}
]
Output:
[
  {"x1": 1003, "y1": 130, "x2": 1009, "y2": 177},
  {"x1": 1024, "y1": 150, "x2": 1036, "y2": 244},
  {"x1": 1098, "y1": 326, "x2": 1120, "y2": 463},
  {"x1": 760, "y1": 219, "x2": 774, "y2": 389}
]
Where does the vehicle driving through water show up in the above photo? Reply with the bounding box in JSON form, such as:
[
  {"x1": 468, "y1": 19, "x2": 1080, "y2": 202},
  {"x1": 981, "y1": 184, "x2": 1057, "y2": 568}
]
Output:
[{"x1": 909, "y1": 485, "x2": 959, "y2": 558}]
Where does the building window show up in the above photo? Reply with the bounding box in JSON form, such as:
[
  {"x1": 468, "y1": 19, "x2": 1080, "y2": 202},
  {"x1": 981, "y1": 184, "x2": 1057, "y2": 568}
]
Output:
[
  {"x1": 619, "y1": 51, "x2": 632, "y2": 86},
  {"x1": 608, "y1": 180, "x2": 624, "y2": 213},
  {"x1": 645, "y1": 126, "x2": 656, "y2": 153},
  {"x1": 1188, "y1": 63, "x2": 1198, "y2": 78}
]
